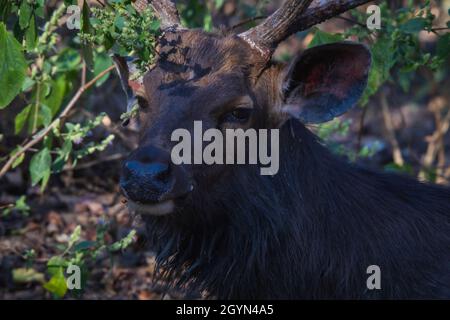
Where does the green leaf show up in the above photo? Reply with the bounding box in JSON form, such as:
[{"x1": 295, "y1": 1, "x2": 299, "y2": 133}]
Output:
[
  {"x1": 68, "y1": 225, "x2": 82, "y2": 250},
  {"x1": 52, "y1": 48, "x2": 82, "y2": 73},
  {"x1": 109, "y1": 229, "x2": 136, "y2": 252},
  {"x1": 360, "y1": 37, "x2": 395, "y2": 105},
  {"x1": 399, "y1": 18, "x2": 427, "y2": 33},
  {"x1": 43, "y1": 267, "x2": 67, "y2": 298},
  {"x1": 149, "y1": 19, "x2": 160, "y2": 32},
  {"x1": 52, "y1": 139, "x2": 72, "y2": 173},
  {"x1": 93, "y1": 52, "x2": 112, "y2": 87},
  {"x1": 21, "y1": 76, "x2": 35, "y2": 92},
  {"x1": 0, "y1": 22, "x2": 28, "y2": 108},
  {"x1": 0, "y1": 1, "x2": 12, "y2": 22},
  {"x1": 19, "y1": 1, "x2": 32, "y2": 30},
  {"x1": 41, "y1": 76, "x2": 67, "y2": 115},
  {"x1": 29, "y1": 148, "x2": 51, "y2": 187},
  {"x1": 13, "y1": 268, "x2": 45, "y2": 284},
  {"x1": 308, "y1": 28, "x2": 343, "y2": 48},
  {"x1": 203, "y1": 12, "x2": 213, "y2": 32},
  {"x1": 15, "y1": 104, "x2": 32, "y2": 134},
  {"x1": 114, "y1": 15, "x2": 125, "y2": 30},
  {"x1": 25, "y1": 14, "x2": 37, "y2": 50},
  {"x1": 73, "y1": 240, "x2": 96, "y2": 251},
  {"x1": 15, "y1": 195, "x2": 30, "y2": 213},
  {"x1": 37, "y1": 104, "x2": 52, "y2": 127},
  {"x1": 35, "y1": 0, "x2": 45, "y2": 18},
  {"x1": 12, "y1": 152, "x2": 25, "y2": 169}
]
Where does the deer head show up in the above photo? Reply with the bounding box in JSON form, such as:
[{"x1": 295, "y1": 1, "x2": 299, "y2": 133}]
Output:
[{"x1": 115, "y1": 0, "x2": 372, "y2": 215}]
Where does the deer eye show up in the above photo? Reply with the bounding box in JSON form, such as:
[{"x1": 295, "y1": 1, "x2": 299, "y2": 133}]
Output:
[{"x1": 223, "y1": 107, "x2": 252, "y2": 123}]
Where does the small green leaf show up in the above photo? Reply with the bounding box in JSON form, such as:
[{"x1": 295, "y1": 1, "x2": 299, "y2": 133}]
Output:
[
  {"x1": 12, "y1": 153, "x2": 25, "y2": 169},
  {"x1": 0, "y1": 22, "x2": 28, "y2": 108},
  {"x1": 21, "y1": 76, "x2": 35, "y2": 92},
  {"x1": 109, "y1": 229, "x2": 136, "y2": 252},
  {"x1": 38, "y1": 104, "x2": 52, "y2": 127},
  {"x1": 114, "y1": 15, "x2": 125, "y2": 30},
  {"x1": 73, "y1": 240, "x2": 96, "y2": 251},
  {"x1": 360, "y1": 37, "x2": 395, "y2": 105},
  {"x1": 13, "y1": 268, "x2": 45, "y2": 284},
  {"x1": 149, "y1": 19, "x2": 160, "y2": 32},
  {"x1": 35, "y1": 0, "x2": 45, "y2": 18},
  {"x1": 399, "y1": 18, "x2": 427, "y2": 33},
  {"x1": 15, "y1": 104, "x2": 32, "y2": 134},
  {"x1": 52, "y1": 48, "x2": 82, "y2": 73},
  {"x1": 29, "y1": 148, "x2": 51, "y2": 187},
  {"x1": 43, "y1": 267, "x2": 67, "y2": 298},
  {"x1": 93, "y1": 52, "x2": 112, "y2": 87},
  {"x1": 15, "y1": 195, "x2": 30, "y2": 213},
  {"x1": 25, "y1": 14, "x2": 37, "y2": 50},
  {"x1": 52, "y1": 139, "x2": 72, "y2": 173},
  {"x1": 68, "y1": 226, "x2": 82, "y2": 249},
  {"x1": 19, "y1": 1, "x2": 32, "y2": 30}
]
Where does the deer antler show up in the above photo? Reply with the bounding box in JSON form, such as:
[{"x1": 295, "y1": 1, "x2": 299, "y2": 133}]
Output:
[
  {"x1": 239, "y1": 0, "x2": 373, "y2": 60},
  {"x1": 133, "y1": 0, "x2": 182, "y2": 30},
  {"x1": 239, "y1": 0, "x2": 313, "y2": 58}
]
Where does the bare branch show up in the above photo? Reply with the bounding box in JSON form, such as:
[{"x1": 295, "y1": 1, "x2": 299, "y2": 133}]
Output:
[{"x1": 380, "y1": 90, "x2": 404, "y2": 166}]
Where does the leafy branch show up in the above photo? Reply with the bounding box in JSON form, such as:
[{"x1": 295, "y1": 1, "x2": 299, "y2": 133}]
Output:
[{"x1": 0, "y1": 64, "x2": 115, "y2": 179}]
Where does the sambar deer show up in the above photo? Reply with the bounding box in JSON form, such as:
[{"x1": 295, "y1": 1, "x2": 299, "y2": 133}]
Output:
[{"x1": 114, "y1": 0, "x2": 450, "y2": 299}]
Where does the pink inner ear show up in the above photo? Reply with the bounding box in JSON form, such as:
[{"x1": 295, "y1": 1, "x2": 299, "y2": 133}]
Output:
[
  {"x1": 302, "y1": 52, "x2": 368, "y2": 101},
  {"x1": 304, "y1": 63, "x2": 328, "y2": 96}
]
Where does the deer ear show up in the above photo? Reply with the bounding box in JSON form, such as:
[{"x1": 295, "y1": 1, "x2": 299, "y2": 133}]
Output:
[
  {"x1": 111, "y1": 55, "x2": 143, "y2": 126},
  {"x1": 281, "y1": 42, "x2": 371, "y2": 124}
]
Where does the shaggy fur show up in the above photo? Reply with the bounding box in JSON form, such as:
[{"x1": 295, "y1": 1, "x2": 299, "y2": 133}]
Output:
[{"x1": 142, "y1": 119, "x2": 450, "y2": 299}]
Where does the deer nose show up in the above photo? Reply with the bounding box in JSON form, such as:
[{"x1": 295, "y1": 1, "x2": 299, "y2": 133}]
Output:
[{"x1": 120, "y1": 145, "x2": 173, "y2": 203}]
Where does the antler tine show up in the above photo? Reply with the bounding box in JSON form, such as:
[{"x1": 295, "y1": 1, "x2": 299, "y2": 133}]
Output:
[
  {"x1": 134, "y1": 0, "x2": 182, "y2": 30},
  {"x1": 238, "y1": 0, "x2": 314, "y2": 59},
  {"x1": 239, "y1": 0, "x2": 373, "y2": 60}
]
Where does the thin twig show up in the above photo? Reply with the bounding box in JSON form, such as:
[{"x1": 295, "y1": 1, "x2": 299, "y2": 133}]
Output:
[
  {"x1": 62, "y1": 153, "x2": 125, "y2": 171},
  {"x1": 431, "y1": 27, "x2": 450, "y2": 32},
  {"x1": 419, "y1": 97, "x2": 450, "y2": 183},
  {"x1": 0, "y1": 65, "x2": 115, "y2": 180},
  {"x1": 380, "y1": 90, "x2": 404, "y2": 166}
]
